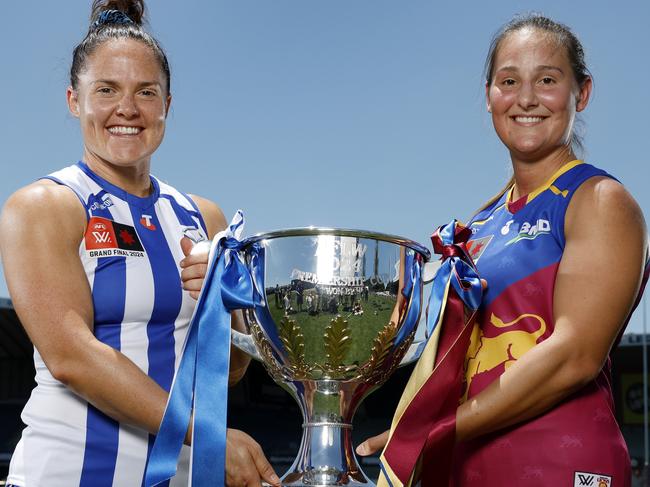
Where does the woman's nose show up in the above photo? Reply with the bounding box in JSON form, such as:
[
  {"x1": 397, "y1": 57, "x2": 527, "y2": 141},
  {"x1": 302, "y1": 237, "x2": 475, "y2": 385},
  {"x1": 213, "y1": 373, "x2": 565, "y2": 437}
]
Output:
[
  {"x1": 116, "y1": 95, "x2": 139, "y2": 118},
  {"x1": 517, "y1": 82, "x2": 539, "y2": 110}
]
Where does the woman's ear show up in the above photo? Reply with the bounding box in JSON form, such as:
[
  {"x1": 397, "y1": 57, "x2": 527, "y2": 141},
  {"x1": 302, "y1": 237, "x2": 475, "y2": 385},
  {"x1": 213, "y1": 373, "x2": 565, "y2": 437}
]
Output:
[
  {"x1": 67, "y1": 86, "x2": 80, "y2": 118},
  {"x1": 486, "y1": 82, "x2": 492, "y2": 113},
  {"x1": 576, "y1": 77, "x2": 593, "y2": 113},
  {"x1": 165, "y1": 93, "x2": 172, "y2": 117}
]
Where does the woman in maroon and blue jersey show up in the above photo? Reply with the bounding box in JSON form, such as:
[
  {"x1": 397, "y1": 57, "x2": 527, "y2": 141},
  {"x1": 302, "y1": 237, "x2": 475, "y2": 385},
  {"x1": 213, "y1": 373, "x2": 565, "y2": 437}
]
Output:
[
  {"x1": 0, "y1": 1, "x2": 278, "y2": 486},
  {"x1": 359, "y1": 14, "x2": 648, "y2": 486}
]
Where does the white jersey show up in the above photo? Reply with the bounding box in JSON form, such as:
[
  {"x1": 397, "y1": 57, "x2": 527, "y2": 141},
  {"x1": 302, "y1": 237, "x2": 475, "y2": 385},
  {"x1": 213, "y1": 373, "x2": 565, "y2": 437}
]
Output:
[{"x1": 8, "y1": 162, "x2": 208, "y2": 487}]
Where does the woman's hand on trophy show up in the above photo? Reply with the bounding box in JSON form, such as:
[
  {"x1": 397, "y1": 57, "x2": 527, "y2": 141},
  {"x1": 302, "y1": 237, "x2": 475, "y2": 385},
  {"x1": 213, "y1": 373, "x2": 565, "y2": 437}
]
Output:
[
  {"x1": 180, "y1": 237, "x2": 211, "y2": 300},
  {"x1": 226, "y1": 428, "x2": 281, "y2": 486},
  {"x1": 355, "y1": 429, "x2": 389, "y2": 456}
]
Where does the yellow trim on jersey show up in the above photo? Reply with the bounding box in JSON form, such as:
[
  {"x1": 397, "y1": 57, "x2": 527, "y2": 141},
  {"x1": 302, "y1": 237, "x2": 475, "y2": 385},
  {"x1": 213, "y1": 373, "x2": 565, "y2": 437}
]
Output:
[
  {"x1": 514, "y1": 159, "x2": 583, "y2": 205},
  {"x1": 549, "y1": 185, "x2": 569, "y2": 197},
  {"x1": 471, "y1": 202, "x2": 507, "y2": 226}
]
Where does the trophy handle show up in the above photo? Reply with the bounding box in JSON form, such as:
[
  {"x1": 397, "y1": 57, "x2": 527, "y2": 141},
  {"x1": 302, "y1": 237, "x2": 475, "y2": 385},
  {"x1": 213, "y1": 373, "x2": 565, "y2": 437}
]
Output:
[
  {"x1": 231, "y1": 328, "x2": 263, "y2": 362},
  {"x1": 397, "y1": 260, "x2": 441, "y2": 366}
]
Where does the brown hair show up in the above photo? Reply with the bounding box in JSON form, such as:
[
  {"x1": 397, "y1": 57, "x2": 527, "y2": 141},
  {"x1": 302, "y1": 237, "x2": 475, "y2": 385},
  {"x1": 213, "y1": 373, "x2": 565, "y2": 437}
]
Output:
[
  {"x1": 485, "y1": 14, "x2": 590, "y2": 89},
  {"x1": 70, "y1": 0, "x2": 171, "y2": 93}
]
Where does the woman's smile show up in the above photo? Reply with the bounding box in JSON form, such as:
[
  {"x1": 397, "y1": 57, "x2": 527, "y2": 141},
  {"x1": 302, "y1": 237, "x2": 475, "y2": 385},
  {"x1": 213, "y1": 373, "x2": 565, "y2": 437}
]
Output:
[{"x1": 107, "y1": 125, "x2": 143, "y2": 136}]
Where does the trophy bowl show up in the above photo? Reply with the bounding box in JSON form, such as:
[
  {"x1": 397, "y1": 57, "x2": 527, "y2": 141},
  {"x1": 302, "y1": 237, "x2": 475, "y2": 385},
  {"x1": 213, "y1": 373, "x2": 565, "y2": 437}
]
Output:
[{"x1": 232, "y1": 228, "x2": 431, "y2": 486}]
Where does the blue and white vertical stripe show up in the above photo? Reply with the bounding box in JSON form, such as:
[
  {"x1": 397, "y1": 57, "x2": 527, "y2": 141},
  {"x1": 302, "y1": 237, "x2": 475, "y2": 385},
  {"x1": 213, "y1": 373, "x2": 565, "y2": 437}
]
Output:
[{"x1": 7, "y1": 162, "x2": 207, "y2": 487}]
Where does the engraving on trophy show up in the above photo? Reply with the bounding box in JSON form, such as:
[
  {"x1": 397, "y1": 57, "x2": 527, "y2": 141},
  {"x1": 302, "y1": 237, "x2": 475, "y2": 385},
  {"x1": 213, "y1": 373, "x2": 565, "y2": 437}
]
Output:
[
  {"x1": 249, "y1": 320, "x2": 287, "y2": 382},
  {"x1": 323, "y1": 316, "x2": 352, "y2": 377},
  {"x1": 278, "y1": 316, "x2": 310, "y2": 378},
  {"x1": 357, "y1": 320, "x2": 397, "y2": 383}
]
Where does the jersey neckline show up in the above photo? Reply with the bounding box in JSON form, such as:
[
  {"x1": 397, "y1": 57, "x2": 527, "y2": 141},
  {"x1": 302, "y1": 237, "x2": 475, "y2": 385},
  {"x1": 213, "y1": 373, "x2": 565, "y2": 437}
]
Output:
[
  {"x1": 76, "y1": 161, "x2": 160, "y2": 209},
  {"x1": 506, "y1": 159, "x2": 584, "y2": 214}
]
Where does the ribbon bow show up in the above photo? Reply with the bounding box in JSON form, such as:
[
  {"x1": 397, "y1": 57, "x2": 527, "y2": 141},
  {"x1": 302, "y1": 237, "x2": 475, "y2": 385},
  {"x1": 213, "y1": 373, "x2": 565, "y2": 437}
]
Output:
[
  {"x1": 144, "y1": 210, "x2": 259, "y2": 486},
  {"x1": 426, "y1": 220, "x2": 482, "y2": 337},
  {"x1": 379, "y1": 219, "x2": 483, "y2": 487}
]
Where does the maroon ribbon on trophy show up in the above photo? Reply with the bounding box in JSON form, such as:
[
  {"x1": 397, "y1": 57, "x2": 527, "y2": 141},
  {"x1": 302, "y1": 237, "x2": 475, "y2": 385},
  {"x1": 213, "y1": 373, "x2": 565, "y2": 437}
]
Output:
[{"x1": 378, "y1": 221, "x2": 482, "y2": 487}]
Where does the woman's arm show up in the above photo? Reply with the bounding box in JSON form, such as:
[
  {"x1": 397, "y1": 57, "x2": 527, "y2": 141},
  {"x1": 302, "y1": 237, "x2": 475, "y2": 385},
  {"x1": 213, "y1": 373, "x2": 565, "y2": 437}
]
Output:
[
  {"x1": 455, "y1": 176, "x2": 647, "y2": 442},
  {"x1": 0, "y1": 181, "x2": 171, "y2": 434}
]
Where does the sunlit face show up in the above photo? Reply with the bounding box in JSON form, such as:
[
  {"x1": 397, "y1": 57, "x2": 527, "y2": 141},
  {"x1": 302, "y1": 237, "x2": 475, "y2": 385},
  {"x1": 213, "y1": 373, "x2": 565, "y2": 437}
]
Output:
[
  {"x1": 486, "y1": 28, "x2": 591, "y2": 162},
  {"x1": 67, "y1": 38, "x2": 171, "y2": 171}
]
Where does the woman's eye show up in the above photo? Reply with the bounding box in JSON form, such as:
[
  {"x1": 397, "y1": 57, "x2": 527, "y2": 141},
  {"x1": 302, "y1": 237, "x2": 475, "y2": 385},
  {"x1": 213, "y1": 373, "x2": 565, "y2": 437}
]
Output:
[
  {"x1": 502, "y1": 79, "x2": 516, "y2": 86},
  {"x1": 540, "y1": 77, "x2": 555, "y2": 85}
]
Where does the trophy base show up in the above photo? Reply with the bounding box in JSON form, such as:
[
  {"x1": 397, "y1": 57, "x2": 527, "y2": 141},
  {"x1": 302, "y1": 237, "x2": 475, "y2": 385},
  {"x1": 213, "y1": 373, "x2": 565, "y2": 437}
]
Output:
[
  {"x1": 264, "y1": 478, "x2": 374, "y2": 487},
  {"x1": 264, "y1": 482, "x2": 373, "y2": 487},
  {"x1": 272, "y1": 483, "x2": 373, "y2": 487},
  {"x1": 276, "y1": 465, "x2": 373, "y2": 486}
]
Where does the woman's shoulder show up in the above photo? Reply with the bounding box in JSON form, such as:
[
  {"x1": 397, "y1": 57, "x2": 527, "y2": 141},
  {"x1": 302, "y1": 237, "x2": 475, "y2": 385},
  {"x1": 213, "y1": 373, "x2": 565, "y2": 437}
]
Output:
[
  {"x1": 0, "y1": 180, "x2": 87, "y2": 247},
  {"x1": 571, "y1": 174, "x2": 640, "y2": 216},
  {"x1": 566, "y1": 174, "x2": 646, "y2": 244},
  {"x1": 3, "y1": 179, "x2": 86, "y2": 219}
]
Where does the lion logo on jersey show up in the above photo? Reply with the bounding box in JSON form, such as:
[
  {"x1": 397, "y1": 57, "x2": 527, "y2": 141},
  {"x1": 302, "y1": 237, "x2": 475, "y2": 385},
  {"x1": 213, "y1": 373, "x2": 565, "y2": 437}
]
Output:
[{"x1": 463, "y1": 312, "x2": 547, "y2": 400}]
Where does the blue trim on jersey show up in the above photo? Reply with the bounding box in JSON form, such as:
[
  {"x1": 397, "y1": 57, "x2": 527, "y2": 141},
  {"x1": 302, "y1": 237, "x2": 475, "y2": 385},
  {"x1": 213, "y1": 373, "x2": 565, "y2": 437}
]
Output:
[
  {"x1": 170, "y1": 188, "x2": 208, "y2": 235},
  {"x1": 80, "y1": 204, "x2": 126, "y2": 487},
  {"x1": 76, "y1": 161, "x2": 160, "y2": 209},
  {"x1": 160, "y1": 194, "x2": 206, "y2": 234},
  {"x1": 129, "y1": 204, "x2": 182, "y2": 487}
]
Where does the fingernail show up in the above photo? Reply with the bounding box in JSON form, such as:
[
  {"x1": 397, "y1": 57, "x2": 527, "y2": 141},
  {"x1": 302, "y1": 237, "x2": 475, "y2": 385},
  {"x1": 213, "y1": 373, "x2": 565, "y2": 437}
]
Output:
[
  {"x1": 270, "y1": 474, "x2": 281, "y2": 485},
  {"x1": 356, "y1": 444, "x2": 367, "y2": 456}
]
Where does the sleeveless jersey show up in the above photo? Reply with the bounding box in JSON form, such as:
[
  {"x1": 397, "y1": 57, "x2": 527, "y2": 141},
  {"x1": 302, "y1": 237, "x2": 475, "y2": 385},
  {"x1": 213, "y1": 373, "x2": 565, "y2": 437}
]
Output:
[
  {"x1": 450, "y1": 161, "x2": 643, "y2": 487},
  {"x1": 7, "y1": 162, "x2": 208, "y2": 487}
]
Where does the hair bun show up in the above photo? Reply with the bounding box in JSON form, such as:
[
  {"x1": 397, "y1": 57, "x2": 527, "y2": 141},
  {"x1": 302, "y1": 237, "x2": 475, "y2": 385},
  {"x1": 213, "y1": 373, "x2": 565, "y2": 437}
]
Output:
[{"x1": 90, "y1": 0, "x2": 145, "y2": 27}]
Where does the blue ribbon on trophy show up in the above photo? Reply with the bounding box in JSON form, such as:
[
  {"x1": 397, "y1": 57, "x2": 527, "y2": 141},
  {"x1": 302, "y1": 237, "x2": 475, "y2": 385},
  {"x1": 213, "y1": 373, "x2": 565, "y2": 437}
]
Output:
[
  {"x1": 394, "y1": 250, "x2": 422, "y2": 345},
  {"x1": 144, "y1": 210, "x2": 260, "y2": 487}
]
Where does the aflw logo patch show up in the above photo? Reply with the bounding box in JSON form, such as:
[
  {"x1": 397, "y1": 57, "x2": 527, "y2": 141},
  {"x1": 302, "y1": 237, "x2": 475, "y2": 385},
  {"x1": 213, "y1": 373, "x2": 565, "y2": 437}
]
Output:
[
  {"x1": 85, "y1": 216, "x2": 145, "y2": 258},
  {"x1": 574, "y1": 471, "x2": 612, "y2": 487}
]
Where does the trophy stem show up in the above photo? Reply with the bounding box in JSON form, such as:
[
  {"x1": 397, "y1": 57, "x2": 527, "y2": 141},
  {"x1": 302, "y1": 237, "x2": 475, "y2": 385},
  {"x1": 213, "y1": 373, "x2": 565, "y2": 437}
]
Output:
[{"x1": 278, "y1": 383, "x2": 373, "y2": 486}]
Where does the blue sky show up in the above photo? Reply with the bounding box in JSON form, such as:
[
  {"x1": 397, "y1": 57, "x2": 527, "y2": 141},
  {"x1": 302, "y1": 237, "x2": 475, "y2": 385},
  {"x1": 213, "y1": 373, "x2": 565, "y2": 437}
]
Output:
[{"x1": 1, "y1": 1, "x2": 648, "y2": 332}]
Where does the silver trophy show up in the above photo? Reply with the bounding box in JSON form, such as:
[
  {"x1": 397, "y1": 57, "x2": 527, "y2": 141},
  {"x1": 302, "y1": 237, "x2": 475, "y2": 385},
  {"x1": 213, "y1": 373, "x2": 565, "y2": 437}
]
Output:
[{"x1": 232, "y1": 229, "x2": 431, "y2": 486}]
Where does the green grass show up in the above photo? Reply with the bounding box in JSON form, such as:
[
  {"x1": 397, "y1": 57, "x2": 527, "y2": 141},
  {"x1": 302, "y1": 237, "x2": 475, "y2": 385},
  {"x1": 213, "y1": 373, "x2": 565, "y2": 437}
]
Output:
[{"x1": 268, "y1": 293, "x2": 396, "y2": 369}]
